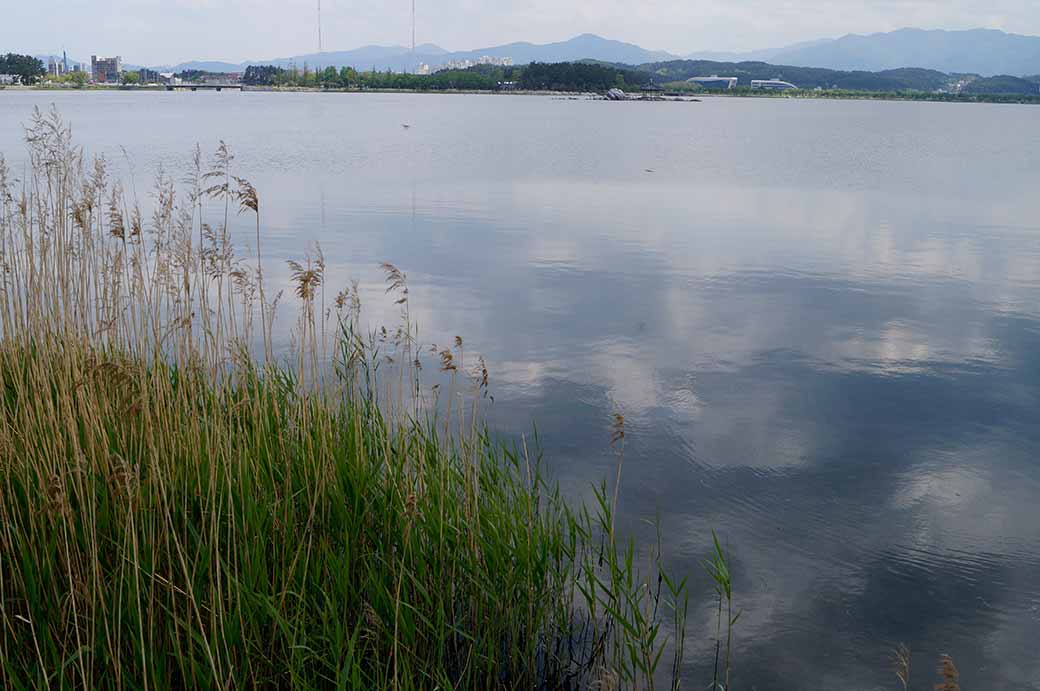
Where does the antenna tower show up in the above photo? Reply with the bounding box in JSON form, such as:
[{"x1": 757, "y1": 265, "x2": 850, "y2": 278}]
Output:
[
  {"x1": 318, "y1": 0, "x2": 323, "y2": 53},
  {"x1": 411, "y1": 0, "x2": 416, "y2": 73}
]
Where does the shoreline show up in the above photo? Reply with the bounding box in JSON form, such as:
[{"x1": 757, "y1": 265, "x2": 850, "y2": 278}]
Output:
[{"x1": 3, "y1": 83, "x2": 1038, "y2": 105}]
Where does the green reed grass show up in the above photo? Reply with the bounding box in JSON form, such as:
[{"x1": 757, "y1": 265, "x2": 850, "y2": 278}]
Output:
[{"x1": 0, "y1": 107, "x2": 693, "y2": 689}]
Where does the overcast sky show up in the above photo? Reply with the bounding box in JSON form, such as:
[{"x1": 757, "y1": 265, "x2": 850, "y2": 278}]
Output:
[{"x1": 6, "y1": 0, "x2": 1040, "y2": 66}]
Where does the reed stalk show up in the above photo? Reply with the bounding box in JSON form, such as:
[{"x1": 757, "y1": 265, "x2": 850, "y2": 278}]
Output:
[{"x1": 0, "y1": 106, "x2": 693, "y2": 690}]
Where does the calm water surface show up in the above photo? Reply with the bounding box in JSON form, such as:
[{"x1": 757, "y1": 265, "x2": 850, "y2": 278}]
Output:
[{"x1": 2, "y1": 91, "x2": 1039, "y2": 689}]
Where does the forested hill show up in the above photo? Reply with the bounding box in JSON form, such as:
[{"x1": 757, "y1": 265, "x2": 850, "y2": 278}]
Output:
[
  {"x1": 638, "y1": 60, "x2": 955, "y2": 91},
  {"x1": 632, "y1": 59, "x2": 1040, "y2": 94},
  {"x1": 241, "y1": 61, "x2": 654, "y2": 92},
  {"x1": 961, "y1": 75, "x2": 1040, "y2": 95},
  {"x1": 238, "y1": 58, "x2": 1040, "y2": 97}
]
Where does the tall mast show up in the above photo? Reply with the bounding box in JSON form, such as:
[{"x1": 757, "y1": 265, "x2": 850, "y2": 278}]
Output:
[
  {"x1": 411, "y1": 0, "x2": 416, "y2": 73},
  {"x1": 318, "y1": 0, "x2": 323, "y2": 54}
]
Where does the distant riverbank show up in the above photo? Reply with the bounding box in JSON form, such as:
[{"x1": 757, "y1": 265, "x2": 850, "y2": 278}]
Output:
[
  {"x1": 1, "y1": 84, "x2": 582, "y2": 97},
  {"x1": 4, "y1": 82, "x2": 1038, "y2": 105},
  {"x1": 689, "y1": 87, "x2": 1040, "y2": 105}
]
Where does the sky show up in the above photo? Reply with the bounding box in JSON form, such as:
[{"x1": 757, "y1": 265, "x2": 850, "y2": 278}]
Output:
[{"x1": 5, "y1": 0, "x2": 1040, "y2": 66}]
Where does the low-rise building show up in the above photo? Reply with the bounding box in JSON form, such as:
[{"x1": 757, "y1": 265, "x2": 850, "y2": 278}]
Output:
[
  {"x1": 439, "y1": 59, "x2": 474, "y2": 71},
  {"x1": 476, "y1": 55, "x2": 512, "y2": 66},
  {"x1": 751, "y1": 79, "x2": 797, "y2": 91},
  {"x1": 437, "y1": 55, "x2": 512, "y2": 72},
  {"x1": 687, "y1": 75, "x2": 738, "y2": 90}
]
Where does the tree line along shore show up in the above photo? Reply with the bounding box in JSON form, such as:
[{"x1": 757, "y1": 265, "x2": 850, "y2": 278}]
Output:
[{"x1": 4, "y1": 52, "x2": 1039, "y2": 103}]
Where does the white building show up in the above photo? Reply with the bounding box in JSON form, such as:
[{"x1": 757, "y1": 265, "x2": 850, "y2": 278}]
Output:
[
  {"x1": 475, "y1": 55, "x2": 513, "y2": 66},
  {"x1": 438, "y1": 55, "x2": 513, "y2": 72},
  {"x1": 687, "y1": 76, "x2": 738, "y2": 90},
  {"x1": 437, "y1": 59, "x2": 466, "y2": 71},
  {"x1": 751, "y1": 79, "x2": 797, "y2": 91}
]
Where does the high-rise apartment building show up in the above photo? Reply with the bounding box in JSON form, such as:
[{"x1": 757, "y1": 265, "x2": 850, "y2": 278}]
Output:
[{"x1": 91, "y1": 55, "x2": 122, "y2": 83}]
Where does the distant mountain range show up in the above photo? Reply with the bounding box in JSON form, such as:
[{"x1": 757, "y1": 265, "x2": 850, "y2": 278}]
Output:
[
  {"x1": 687, "y1": 28, "x2": 1040, "y2": 76},
  {"x1": 40, "y1": 28, "x2": 1040, "y2": 78},
  {"x1": 154, "y1": 34, "x2": 674, "y2": 74}
]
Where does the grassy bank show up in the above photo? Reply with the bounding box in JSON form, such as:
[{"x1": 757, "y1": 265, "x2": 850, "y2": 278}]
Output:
[
  {"x1": 0, "y1": 108, "x2": 706, "y2": 689},
  {"x1": 662, "y1": 83, "x2": 1040, "y2": 105}
]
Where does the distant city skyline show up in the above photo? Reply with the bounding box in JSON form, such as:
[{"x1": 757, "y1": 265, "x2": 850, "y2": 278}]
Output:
[{"x1": 5, "y1": 0, "x2": 1040, "y2": 66}]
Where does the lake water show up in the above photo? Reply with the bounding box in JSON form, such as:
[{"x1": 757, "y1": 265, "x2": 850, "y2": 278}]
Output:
[{"x1": 2, "y1": 91, "x2": 1039, "y2": 689}]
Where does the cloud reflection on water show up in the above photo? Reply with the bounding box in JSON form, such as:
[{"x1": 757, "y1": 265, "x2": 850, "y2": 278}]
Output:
[{"x1": 259, "y1": 163, "x2": 1040, "y2": 689}]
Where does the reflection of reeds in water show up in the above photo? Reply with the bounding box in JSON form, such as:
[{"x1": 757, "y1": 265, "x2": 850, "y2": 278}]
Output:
[
  {"x1": 935, "y1": 654, "x2": 961, "y2": 691},
  {"x1": 0, "y1": 107, "x2": 693, "y2": 689},
  {"x1": 891, "y1": 645, "x2": 964, "y2": 691},
  {"x1": 894, "y1": 643, "x2": 912, "y2": 691},
  {"x1": 705, "y1": 530, "x2": 738, "y2": 691}
]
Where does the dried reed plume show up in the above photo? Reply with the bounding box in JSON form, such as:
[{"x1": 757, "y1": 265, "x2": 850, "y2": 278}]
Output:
[
  {"x1": 232, "y1": 176, "x2": 258, "y2": 215},
  {"x1": 610, "y1": 411, "x2": 626, "y2": 539},
  {"x1": 474, "y1": 355, "x2": 490, "y2": 399},
  {"x1": 287, "y1": 258, "x2": 323, "y2": 301},
  {"x1": 610, "y1": 412, "x2": 626, "y2": 447},
  {"x1": 438, "y1": 348, "x2": 456, "y2": 372},
  {"x1": 381, "y1": 261, "x2": 408, "y2": 304}
]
